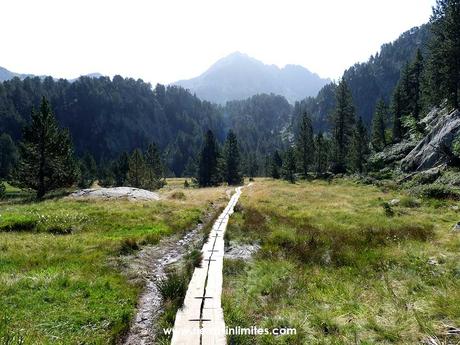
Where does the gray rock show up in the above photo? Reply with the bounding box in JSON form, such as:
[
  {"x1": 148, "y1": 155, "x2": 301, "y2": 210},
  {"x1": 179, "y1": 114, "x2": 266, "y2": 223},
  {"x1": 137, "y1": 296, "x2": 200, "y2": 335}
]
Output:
[
  {"x1": 389, "y1": 199, "x2": 400, "y2": 206},
  {"x1": 401, "y1": 108, "x2": 460, "y2": 172},
  {"x1": 225, "y1": 243, "x2": 260, "y2": 260},
  {"x1": 453, "y1": 222, "x2": 460, "y2": 232},
  {"x1": 70, "y1": 187, "x2": 160, "y2": 201},
  {"x1": 368, "y1": 141, "x2": 417, "y2": 170}
]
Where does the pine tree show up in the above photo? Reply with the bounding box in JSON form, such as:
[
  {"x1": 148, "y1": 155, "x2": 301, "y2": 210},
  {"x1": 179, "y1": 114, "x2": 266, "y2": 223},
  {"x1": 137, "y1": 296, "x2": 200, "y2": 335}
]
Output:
[
  {"x1": 13, "y1": 97, "x2": 78, "y2": 198},
  {"x1": 144, "y1": 142, "x2": 165, "y2": 190},
  {"x1": 113, "y1": 152, "x2": 130, "y2": 186},
  {"x1": 391, "y1": 85, "x2": 404, "y2": 143},
  {"x1": 0, "y1": 133, "x2": 18, "y2": 179},
  {"x1": 350, "y1": 117, "x2": 369, "y2": 173},
  {"x1": 409, "y1": 49, "x2": 424, "y2": 119},
  {"x1": 282, "y1": 147, "x2": 297, "y2": 183},
  {"x1": 223, "y1": 130, "x2": 243, "y2": 185},
  {"x1": 78, "y1": 152, "x2": 97, "y2": 188},
  {"x1": 331, "y1": 79, "x2": 355, "y2": 173},
  {"x1": 197, "y1": 130, "x2": 220, "y2": 187},
  {"x1": 371, "y1": 99, "x2": 388, "y2": 151},
  {"x1": 296, "y1": 112, "x2": 314, "y2": 178},
  {"x1": 270, "y1": 150, "x2": 283, "y2": 179},
  {"x1": 314, "y1": 132, "x2": 328, "y2": 174},
  {"x1": 127, "y1": 149, "x2": 147, "y2": 188},
  {"x1": 246, "y1": 152, "x2": 258, "y2": 179},
  {"x1": 429, "y1": 0, "x2": 460, "y2": 108}
]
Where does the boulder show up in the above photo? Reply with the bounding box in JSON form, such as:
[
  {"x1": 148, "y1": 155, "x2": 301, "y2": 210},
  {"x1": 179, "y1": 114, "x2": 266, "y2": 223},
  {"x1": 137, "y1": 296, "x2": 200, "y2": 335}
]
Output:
[
  {"x1": 69, "y1": 187, "x2": 160, "y2": 201},
  {"x1": 401, "y1": 109, "x2": 460, "y2": 171}
]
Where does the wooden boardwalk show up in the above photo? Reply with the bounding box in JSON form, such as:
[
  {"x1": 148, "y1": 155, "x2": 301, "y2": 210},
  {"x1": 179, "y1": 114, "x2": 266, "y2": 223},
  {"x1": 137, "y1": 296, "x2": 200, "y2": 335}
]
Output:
[{"x1": 171, "y1": 186, "x2": 243, "y2": 345}]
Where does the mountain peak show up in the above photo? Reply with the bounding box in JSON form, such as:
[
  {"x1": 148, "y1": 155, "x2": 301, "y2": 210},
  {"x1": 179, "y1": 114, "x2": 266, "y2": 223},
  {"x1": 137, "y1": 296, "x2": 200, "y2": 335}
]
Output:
[{"x1": 174, "y1": 53, "x2": 329, "y2": 104}]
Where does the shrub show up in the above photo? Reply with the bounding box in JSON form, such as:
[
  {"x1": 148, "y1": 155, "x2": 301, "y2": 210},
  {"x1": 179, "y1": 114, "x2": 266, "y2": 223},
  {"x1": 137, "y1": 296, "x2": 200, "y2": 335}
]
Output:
[
  {"x1": 170, "y1": 191, "x2": 186, "y2": 200},
  {"x1": 47, "y1": 225, "x2": 74, "y2": 235},
  {"x1": 223, "y1": 258, "x2": 246, "y2": 276},
  {"x1": 382, "y1": 202, "x2": 395, "y2": 217},
  {"x1": 412, "y1": 184, "x2": 460, "y2": 200},
  {"x1": 157, "y1": 270, "x2": 188, "y2": 308},
  {"x1": 233, "y1": 203, "x2": 243, "y2": 213},
  {"x1": 118, "y1": 238, "x2": 139, "y2": 255},
  {"x1": 0, "y1": 215, "x2": 37, "y2": 232},
  {"x1": 399, "y1": 196, "x2": 420, "y2": 208},
  {"x1": 0, "y1": 182, "x2": 5, "y2": 199},
  {"x1": 184, "y1": 249, "x2": 203, "y2": 276},
  {"x1": 140, "y1": 233, "x2": 161, "y2": 245}
]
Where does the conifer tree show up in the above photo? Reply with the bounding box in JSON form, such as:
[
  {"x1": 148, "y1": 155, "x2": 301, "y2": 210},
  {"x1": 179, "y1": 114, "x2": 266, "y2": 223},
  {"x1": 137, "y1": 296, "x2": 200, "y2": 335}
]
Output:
[
  {"x1": 113, "y1": 152, "x2": 130, "y2": 186},
  {"x1": 296, "y1": 112, "x2": 314, "y2": 178},
  {"x1": 78, "y1": 152, "x2": 97, "y2": 188},
  {"x1": 282, "y1": 147, "x2": 297, "y2": 183},
  {"x1": 391, "y1": 85, "x2": 404, "y2": 142},
  {"x1": 223, "y1": 130, "x2": 243, "y2": 185},
  {"x1": 246, "y1": 152, "x2": 258, "y2": 180},
  {"x1": 410, "y1": 49, "x2": 424, "y2": 119},
  {"x1": 13, "y1": 97, "x2": 78, "y2": 198},
  {"x1": 270, "y1": 150, "x2": 283, "y2": 179},
  {"x1": 0, "y1": 133, "x2": 18, "y2": 179},
  {"x1": 371, "y1": 99, "x2": 388, "y2": 151},
  {"x1": 350, "y1": 117, "x2": 369, "y2": 173},
  {"x1": 127, "y1": 149, "x2": 147, "y2": 188},
  {"x1": 197, "y1": 130, "x2": 220, "y2": 187},
  {"x1": 314, "y1": 132, "x2": 328, "y2": 174},
  {"x1": 331, "y1": 79, "x2": 355, "y2": 173},
  {"x1": 429, "y1": 0, "x2": 460, "y2": 108},
  {"x1": 144, "y1": 142, "x2": 165, "y2": 189}
]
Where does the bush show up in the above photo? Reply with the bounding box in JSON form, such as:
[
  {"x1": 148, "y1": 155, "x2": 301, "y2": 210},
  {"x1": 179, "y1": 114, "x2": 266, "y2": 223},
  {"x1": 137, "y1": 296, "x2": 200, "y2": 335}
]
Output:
[
  {"x1": 118, "y1": 238, "x2": 139, "y2": 255},
  {"x1": 157, "y1": 270, "x2": 188, "y2": 308},
  {"x1": 399, "y1": 196, "x2": 420, "y2": 208},
  {"x1": 47, "y1": 225, "x2": 74, "y2": 235},
  {"x1": 411, "y1": 184, "x2": 460, "y2": 200},
  {"x1": 0, "y1": 182, "x2": 5, "y2": 199},
  {"x1": 140, "y1": 233, "x2": 161, "y2": 245},
  {"x1": 170, "y1": 191, "x2": 186, "y2": 200},
  {"x1": 382, "y1": 202, "x2": 395, "y2": 217},
  {"x1": 184, "y1": 249, "x2": 203, "y2": 276},
  {"x1": 0, "y1": 215, "x2": 37, "y2": 232}
]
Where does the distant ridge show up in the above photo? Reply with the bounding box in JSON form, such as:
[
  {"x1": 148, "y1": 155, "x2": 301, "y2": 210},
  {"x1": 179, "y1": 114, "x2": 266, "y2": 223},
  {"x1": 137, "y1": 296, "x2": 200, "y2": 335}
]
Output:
[
  {"x1": 173, "y1": 52, "x2": 330, "y2": 104},
  {"x1": 0, "y1": 66, "x2": 103, "y2": 82}
]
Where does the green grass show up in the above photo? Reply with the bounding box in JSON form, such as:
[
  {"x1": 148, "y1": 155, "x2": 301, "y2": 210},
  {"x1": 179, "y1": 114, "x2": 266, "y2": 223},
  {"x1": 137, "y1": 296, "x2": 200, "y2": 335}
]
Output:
[
  {"x1": 223, "y1": 179, "x2": 460, "y2": 344},
  {"x1": 0, "y1": 183, "x2": 227, "y2": 344}
]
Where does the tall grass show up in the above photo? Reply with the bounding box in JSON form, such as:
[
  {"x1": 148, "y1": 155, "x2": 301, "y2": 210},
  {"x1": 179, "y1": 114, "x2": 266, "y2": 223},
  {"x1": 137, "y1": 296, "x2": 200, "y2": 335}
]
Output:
[{"x1": 222, "y1": 179, "x2": 460, "y2": 344}]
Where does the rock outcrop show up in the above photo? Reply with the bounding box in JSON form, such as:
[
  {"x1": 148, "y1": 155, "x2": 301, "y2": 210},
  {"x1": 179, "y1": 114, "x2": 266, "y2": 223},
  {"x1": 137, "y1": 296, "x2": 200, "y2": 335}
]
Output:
[
  {"x1": 401, "y1": 108, "x2": 460, "y2": 172},
  {"x1": 70, "y1": 187, "x2": 160, "y2": 201}
]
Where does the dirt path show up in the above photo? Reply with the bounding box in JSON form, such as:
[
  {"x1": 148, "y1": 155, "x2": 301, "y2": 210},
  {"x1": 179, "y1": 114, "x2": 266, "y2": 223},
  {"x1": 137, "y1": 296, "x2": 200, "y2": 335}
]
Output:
[
  {"x1": 171, "y1": 186, "x2": 245, "y2": 345},
  {"x1": 121, "y1": 207, "x2": 218, "y2": 345}
]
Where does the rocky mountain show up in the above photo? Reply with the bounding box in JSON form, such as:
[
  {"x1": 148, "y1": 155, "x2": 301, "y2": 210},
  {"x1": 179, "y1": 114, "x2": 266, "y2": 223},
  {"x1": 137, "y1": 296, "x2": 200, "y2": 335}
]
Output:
[{"x1": 173, "y1": 52, "x2": 329, "y2": 104}]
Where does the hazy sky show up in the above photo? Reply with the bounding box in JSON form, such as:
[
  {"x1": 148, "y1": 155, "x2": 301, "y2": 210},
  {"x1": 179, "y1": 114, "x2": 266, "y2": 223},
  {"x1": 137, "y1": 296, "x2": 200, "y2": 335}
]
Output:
[{"x1": 1, "y1": 0, "x2": 435, "y2": 84}]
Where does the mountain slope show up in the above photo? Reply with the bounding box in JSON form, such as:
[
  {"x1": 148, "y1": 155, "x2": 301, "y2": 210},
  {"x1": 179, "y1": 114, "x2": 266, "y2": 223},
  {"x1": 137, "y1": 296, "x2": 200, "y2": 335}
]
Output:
[
  {"x1": 174, "y1": 52, "x2": 329, "y2": 104},
  {"x1": 0, "y1": 66, "x2": 32, "y2": 82},
  {"x1": 293, "y1": 24, "x2": 431, "y2": 132}
]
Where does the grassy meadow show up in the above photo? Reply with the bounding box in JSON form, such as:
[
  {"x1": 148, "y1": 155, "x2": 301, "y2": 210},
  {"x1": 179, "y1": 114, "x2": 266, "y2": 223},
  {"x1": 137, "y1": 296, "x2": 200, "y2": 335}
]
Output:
[
  {"x1": 223, "y1": 179, "x2": 460, "y2": 344},
  {"x1": 0, "y1": 180, "x2": 228, "y2": 344}
]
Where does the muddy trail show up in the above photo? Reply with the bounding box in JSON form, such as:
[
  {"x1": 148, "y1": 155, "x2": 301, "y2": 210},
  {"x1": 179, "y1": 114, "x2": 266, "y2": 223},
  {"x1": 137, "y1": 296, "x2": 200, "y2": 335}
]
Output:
[{"x1": 119, "y1": 207, "x2": 220, "y2": 345}]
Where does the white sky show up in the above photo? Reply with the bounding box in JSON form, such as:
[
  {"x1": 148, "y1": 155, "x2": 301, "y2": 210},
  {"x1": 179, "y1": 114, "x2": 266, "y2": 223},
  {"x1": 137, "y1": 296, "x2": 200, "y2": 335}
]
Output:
[{"x1": 1, "y1": 0, "x2": 435, "y2": 84}]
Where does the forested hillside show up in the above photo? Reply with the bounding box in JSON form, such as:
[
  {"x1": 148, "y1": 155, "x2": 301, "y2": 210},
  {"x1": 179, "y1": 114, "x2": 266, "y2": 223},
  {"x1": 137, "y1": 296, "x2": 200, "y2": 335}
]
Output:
[
  {"x1": 0, "y1": 76, "x2": 225, "y2": 176},
  {"x1": 0, "y1": 76, "x2": 295, "y2": 177},
  {"x1": 295, "y1": 24, "x2": 431, "y2": 131}
]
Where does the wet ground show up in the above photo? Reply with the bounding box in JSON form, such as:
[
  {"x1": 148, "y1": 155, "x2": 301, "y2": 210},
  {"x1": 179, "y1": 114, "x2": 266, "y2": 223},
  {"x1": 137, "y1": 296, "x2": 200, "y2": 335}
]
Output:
[{"x1": 120, "y1": 210, "x2": 217, "y2": 345}]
